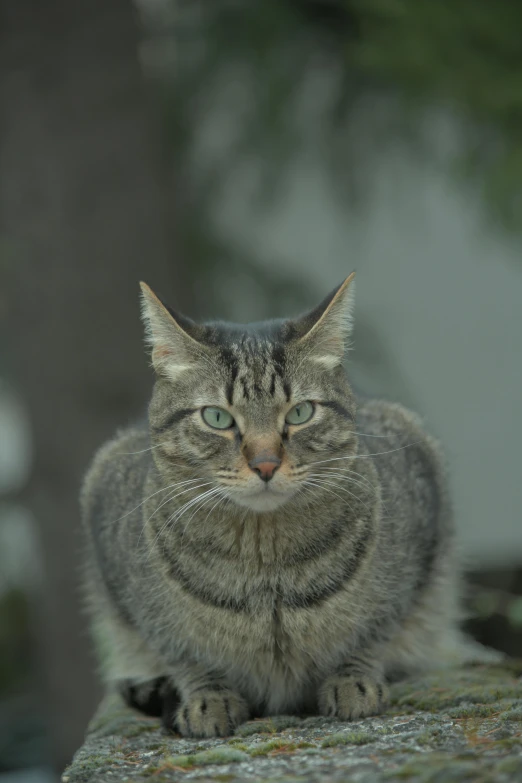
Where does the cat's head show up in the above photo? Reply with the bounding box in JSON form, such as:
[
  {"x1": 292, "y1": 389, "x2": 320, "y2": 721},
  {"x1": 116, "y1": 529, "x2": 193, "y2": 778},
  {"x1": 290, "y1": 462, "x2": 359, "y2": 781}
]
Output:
[{"x1": 140, "y1": 274, "x2": 357, "y2": 513}]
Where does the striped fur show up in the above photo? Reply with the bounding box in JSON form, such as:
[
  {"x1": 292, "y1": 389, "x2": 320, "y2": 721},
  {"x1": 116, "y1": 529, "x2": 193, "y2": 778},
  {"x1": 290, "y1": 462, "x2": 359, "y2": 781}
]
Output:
[{"x1": 81, "y1": 275, "x2": 461, "y2": 737}]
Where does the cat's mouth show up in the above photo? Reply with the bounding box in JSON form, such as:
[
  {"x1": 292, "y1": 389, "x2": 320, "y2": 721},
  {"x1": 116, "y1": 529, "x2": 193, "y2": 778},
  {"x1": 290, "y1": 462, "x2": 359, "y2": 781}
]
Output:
[{"x1": 228, "y1": 482, "x2": 296, "y2": 512}]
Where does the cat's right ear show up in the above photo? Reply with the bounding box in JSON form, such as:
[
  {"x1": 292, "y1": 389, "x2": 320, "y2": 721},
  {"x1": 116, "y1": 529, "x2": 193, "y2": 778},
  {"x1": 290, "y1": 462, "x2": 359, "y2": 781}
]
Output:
[{"x1": 139, "y1": 283, "x2": 208, "y2": 378}]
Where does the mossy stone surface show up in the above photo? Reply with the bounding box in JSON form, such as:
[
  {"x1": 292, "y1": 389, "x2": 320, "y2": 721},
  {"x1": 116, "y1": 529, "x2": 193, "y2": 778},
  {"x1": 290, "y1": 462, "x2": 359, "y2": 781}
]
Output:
[{"x1": 62, "y1": 663, "x2": 522, "y2": 782}]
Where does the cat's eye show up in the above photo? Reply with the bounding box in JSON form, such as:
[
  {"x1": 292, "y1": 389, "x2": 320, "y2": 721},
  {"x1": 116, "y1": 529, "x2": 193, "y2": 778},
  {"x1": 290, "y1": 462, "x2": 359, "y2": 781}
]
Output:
[
  {"x1": 285, "y1": 401, "x2": 315, "y2": 426},
  {"x1": 201, "y1": 406, "x2": 235, "y2": 430}
]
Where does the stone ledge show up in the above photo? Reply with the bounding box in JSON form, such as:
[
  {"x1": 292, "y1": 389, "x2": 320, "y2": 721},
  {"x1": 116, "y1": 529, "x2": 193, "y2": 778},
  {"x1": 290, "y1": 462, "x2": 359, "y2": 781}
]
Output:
[{"x1": 63, "y1": 662, "x2": 522, "y2": 783}]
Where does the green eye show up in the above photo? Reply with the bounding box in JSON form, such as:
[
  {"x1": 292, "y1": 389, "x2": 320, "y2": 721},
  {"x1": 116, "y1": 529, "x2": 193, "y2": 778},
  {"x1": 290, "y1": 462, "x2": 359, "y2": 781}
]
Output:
[
  {"x1": 285, "y1": 401, "x2": 315, "y2": 426},
  {"x1": 202, "y1": 406, "x2": 235, "y2": 430}
]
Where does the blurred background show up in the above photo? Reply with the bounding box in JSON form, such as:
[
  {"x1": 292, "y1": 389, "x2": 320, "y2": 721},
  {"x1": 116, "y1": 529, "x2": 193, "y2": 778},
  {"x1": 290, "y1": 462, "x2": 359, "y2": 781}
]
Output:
[{"x1": 1, "y1": 0, "x2": 522, "y2": 779}]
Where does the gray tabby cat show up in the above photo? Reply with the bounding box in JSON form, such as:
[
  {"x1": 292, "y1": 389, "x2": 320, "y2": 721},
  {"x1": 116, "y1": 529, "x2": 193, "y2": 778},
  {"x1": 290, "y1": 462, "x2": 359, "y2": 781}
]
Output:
[{"x1": 81, "y1": 274, "x2": 462, "y2": 738}]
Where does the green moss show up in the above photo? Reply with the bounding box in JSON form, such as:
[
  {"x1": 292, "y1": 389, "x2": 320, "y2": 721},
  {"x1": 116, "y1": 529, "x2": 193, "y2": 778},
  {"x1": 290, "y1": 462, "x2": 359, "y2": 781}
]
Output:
[
  {"x1": 68, "y1": 754, "x2": 114, "y2": 777},
  {"x1": 90, "y1": 714, "x2": 159, "y2": 739},
  {"x1": 321, "y1": 730, "x2": 375, "y2": 748},
  {"x1": 495, "y1": 736, "x2": 522, "y2": 750},
  {"x1": 227, "y1": 740, "x2": 249, "y2": 751},
  {"x1": 145, "y1": 741, "x2": 169, "y2": 751},
  {"x1": 121, "y1": 721, "x2": 160, "y2": 738},
  {"x1": 235, "y1": 720, "x2": 277, "y2": 737},
  {"x1": 164, "y1": 748, "x2": 248, "y2": 768},
  {"x1": 236, "y1": 715, "x2": 301, "y2": 735},
  {"x1": 392, "y1": 677, "x2": 521, "y2": 712},
  {"x1": 500, "y1": 706, "x2": 522, "y2": 721},
  {"x1": 447, "y1": 704, "x2": 499, "y2": 718},
  {"x1": 495, "y1": 757, "x2": 522, "y2": 775},
  {"x1": 416, "y1": 728, "x2": 440, "y2": 746},
  {"x1": 485, "y1": 659, "x2": 522, "y2": 678},
  {"x1": 383, "y1": 757, "x2": 490, "y2": 782},
  {"x1": 296, "y1": 741, "x2": 315, "y2": 749},
  {"x1": 269, "y1": 715, "x2": 302, "y2": 730},
  {"x1": 249, "y1": 739, "x2": 297, "y2": 756}
]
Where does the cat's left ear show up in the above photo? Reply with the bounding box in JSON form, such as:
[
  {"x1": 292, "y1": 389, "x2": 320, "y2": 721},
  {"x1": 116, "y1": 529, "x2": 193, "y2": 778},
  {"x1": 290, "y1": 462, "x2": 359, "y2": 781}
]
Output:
[
  {"x1": 292, "y1": 272, "x2": 355, "y2": 367},
  {"x1": 139, "y1": 282, "x2": 209, "y2": 378}
]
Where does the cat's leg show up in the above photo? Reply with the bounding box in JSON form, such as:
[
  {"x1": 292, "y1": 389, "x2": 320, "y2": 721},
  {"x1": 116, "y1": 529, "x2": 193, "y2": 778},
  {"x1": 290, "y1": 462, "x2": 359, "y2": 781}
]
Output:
[
  {"x1": 118, "y1": 676, "x2": 176, "y2": 717},
  {"x1": 90, "y1": 599, "x2": 181, "y2": 720},
  {"x1": 317, "y1": 653, "x2": 389, "y2": 720},
  {"x1": 91, "y1": 595, "x2": 249, "y2": 736}
]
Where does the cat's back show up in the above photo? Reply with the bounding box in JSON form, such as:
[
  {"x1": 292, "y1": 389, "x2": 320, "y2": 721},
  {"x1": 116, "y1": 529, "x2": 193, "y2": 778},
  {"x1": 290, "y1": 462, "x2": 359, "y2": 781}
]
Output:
[
  {"x1": 355, "y1": 398, "x2": 447, "y2": 493},
  {"x1": 355, "y1": 398, "x2": 453, "y2": 572}
]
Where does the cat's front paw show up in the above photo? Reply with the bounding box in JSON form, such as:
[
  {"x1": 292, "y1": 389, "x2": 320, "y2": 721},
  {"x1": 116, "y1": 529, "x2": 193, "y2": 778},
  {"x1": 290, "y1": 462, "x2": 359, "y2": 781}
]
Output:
[
  {"x1": 172, "y1": 689, "x2": 249, "y2": 738},
  {"x1": 317, "y1": 674, "x2": 389, "y2": 721}
]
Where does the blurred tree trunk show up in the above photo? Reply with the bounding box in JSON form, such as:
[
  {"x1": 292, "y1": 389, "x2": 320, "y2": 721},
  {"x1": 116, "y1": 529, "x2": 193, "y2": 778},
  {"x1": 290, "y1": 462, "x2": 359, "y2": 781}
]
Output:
[{"x1": 0, "y1": 0, "x2": 187, "y2": 770}]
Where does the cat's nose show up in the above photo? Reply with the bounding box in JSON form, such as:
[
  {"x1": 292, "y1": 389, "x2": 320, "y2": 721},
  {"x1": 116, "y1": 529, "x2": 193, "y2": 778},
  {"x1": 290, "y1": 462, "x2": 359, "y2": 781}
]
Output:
[{"x1": 248, "y1": 454, "x2": 281, "y2": 482}]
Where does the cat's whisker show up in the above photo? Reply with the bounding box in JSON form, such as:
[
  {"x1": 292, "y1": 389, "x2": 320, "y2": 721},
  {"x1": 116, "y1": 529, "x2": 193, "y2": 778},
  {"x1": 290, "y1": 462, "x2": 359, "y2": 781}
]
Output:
[
  {"x1": 301, "y1": 479, "x2": 353, "y2": 508},
  {"x1": 306, "y1": 476, "x2": 371, "y2": 509},
  {"x1": 113, "y1": 478, "x2": 204, "y2": 526},
  {"x1": 312, "y1": 469, "x2": 391, "y2": 516},
  {"x1": 158, "y1": 486, "x2": 216, "y2": 533},
  {"x1": 309, "y1": 442, "x2": 421, "y2": 465},
  {"x1": 137, "y1": 480, "x2": 213, "y2": 547},
  {"x1": 307, "y1": 471, "x2": 371, "y2": 497},
  {"x1": 308, "y1": 462, "x2": 373, "y2": 480},
  {"x1": 308, "y1": 467, "x2": 376, "y2": 493},
  {"x1": 350, "y1": 431, "x2": 396, "y2": 439},
  {"x1": 178, "y1": 488, "x2": 224, "y2": 538},
  {"x1": 186, "y1": 487, "x2": 224, "y2": 524},
  {"x1": 120, "y1": 442, "x2": 168, "y2": 455},
  {"x1": 202, "y1": 492, "x2": 229, "y2": 528},
  {"x1": 144, "y1": 484, "x2": 213, "y2": 550},
  {"x1": 299, "y1": 459, "x2": 376, "y2": 490},
  {"x1": 144, "y1": 483, "x2": 215, "y2": 557},
  {"x1": 161, "y1": 486, "x2": 220, "y2": 537}
]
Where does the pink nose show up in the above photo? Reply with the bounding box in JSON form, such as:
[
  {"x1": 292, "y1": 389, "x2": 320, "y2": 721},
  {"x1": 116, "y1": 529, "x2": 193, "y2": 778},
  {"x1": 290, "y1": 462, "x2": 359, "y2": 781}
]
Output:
[{"x1": 248, "y1": 455, "x2": 281, "y2": 482}]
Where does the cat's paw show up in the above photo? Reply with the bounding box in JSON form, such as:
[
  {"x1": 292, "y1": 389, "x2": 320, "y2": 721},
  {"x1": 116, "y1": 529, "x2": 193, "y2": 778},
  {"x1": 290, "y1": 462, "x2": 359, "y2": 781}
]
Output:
[
  {"x1": 171, "y1": 689, "x2": 249, "y2": 738},
  {"x1": 317, "y1": 674, "x2": 389, "y2": 721}
]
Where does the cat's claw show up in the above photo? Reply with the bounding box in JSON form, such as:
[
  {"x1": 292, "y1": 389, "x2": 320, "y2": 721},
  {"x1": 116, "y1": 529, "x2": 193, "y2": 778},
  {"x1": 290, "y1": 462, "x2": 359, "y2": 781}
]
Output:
[
  {"x1": 170, "y1": 689, "x2": 249, "y2": 738},
  {"x1": 317, "y1": 674, "x2": 389, "y2": 720}
]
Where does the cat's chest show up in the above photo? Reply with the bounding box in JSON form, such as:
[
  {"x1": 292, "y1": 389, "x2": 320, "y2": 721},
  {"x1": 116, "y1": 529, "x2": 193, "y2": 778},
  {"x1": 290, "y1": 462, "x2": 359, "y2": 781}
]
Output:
[
  {"x1": 161, "y1": 516, "x2": 367, "y2": 682},
  {"x1": 178, "y1": 568, "x2": 356, "y2": 672},
  {"x1": 178, "y1": 585, "x2": 354, "y2": 712}
]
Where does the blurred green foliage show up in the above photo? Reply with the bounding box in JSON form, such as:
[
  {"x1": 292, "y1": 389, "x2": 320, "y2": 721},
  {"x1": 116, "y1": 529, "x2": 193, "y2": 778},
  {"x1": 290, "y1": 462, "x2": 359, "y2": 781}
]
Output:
[
  {"x1": 164, "y1": 0, "x2": 522, "y2": 229},
  {"x1": 0, "y1": 588, "x2": 32, "y2": 697}
]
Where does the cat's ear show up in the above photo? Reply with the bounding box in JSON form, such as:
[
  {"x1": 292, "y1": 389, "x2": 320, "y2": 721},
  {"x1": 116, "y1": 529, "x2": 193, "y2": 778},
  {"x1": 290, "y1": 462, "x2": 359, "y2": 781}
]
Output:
[
  {"x1": 139, "y1": 282, "x2": 208, "y2": 378},
  {"x1": 293, "y1": 272, "x2": 355, "y2": 367}
]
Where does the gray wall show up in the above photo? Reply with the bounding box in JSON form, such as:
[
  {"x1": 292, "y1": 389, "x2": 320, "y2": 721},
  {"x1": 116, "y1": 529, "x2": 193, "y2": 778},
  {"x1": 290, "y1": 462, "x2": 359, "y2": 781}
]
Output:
[{"x1": 186, "y1": 75, "x2": 522, "y2": 568}]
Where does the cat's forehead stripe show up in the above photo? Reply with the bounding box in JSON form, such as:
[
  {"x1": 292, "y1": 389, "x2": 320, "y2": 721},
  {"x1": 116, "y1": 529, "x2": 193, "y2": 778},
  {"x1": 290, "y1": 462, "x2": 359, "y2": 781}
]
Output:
[{"x1": 219, "y1": 337, "x2": 291, "y2": 404}]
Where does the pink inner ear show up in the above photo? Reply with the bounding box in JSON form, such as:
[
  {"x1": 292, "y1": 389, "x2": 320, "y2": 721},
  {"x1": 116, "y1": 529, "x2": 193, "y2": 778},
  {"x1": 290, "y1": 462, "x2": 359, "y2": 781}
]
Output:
[{"x1": 152, "y1": 346, "x2": 172, "y2": 360}]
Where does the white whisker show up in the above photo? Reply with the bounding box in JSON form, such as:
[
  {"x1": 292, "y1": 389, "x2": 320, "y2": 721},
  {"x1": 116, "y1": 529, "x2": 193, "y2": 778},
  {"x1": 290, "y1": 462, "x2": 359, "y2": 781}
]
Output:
[
  {"x1": 120, "y1": 442, "x2": 168, "y2": 455},
  {"x1": 112, "y1": 478, "x2": 204, "y2": 526},
  {"x1": 306, "y1": 475, "x2": 371, "y2": 509},
  {"x1": 351, "y1": 431, "x2": 394, "y2": 439},
  {"x1": 304, "y1": 462, "x2": 374, "y2": 489},
  {"x1": 307, "y1": 471, "x2": 371, "y2": 496},
  {"x1": 144, "y1": 483, "x2": 215, "y2": 557},
  {"x1": 310, "y1": 442, "x2": 420, "y2": 466},
  {"x1": 302, "y1": 479, "x2": 351, "y2": 507},
  {"x1": 179, "y1": 488, "x2": 224, "y2": 537},
  {"x1": 137, "y1": 479, "x2": 212, "y2": 546}
]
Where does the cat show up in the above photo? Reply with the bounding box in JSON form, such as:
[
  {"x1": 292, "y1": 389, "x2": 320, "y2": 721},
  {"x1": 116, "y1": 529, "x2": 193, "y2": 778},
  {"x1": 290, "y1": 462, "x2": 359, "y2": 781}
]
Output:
[{"x1": 81, "y1": 273, "x2": 463, "y2": 738}]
